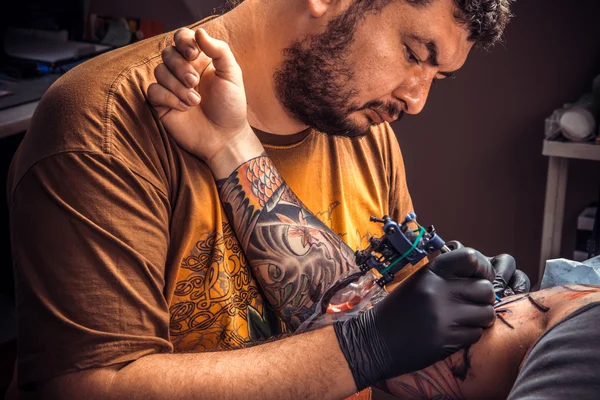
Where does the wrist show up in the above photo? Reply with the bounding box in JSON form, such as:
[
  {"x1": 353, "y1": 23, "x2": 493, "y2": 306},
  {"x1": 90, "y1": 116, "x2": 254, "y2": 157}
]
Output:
[
  {"x1": 333, "y1": 316, "x2": 391, "y2": 391},
  {"x1": 207, "y1": 124, "x2": 265, "y2": 180}
]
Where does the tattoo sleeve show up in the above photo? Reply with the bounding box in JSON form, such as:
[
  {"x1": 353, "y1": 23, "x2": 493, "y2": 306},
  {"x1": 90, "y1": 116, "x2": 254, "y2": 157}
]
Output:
[
  {"x1": 218, "y1": 154, "x2": 357, "y2": 329},
  {"x1": 384, "y1": 353, "x2": 466, "y2": 400}
]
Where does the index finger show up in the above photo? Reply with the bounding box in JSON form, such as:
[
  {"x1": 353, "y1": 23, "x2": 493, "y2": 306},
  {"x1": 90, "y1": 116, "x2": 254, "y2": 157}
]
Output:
[
  {"x1": 429, "y1": 248, "x2": 495, "y2": 282},
  {"x1": 174, "y1": 27, "x2": 200, "y2": 61}
]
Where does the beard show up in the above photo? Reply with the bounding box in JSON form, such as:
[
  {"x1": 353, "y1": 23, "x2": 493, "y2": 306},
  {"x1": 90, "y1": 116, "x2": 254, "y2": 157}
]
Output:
[{"x1": 273, "y1": 1, "x2": 403, "y2": 138}]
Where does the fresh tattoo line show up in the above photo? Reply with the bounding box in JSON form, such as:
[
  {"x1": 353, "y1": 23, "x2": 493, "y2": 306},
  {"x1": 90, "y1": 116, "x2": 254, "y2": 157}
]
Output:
[
  {"x1": 494, "y1": 309, "x2": 514, "y2": 329},
  {"x1": 218, "y1": 154, "x2": 357, "y2": 329},
  {"x1": 386, "y1": 292, "x2": 552, "y2": 399},
  {"x1": 385, "y1": 285, "x2": 600, "y2": 400},
  {"x1": 493, "y1": 294, "x2": 550, "y2": 329}
]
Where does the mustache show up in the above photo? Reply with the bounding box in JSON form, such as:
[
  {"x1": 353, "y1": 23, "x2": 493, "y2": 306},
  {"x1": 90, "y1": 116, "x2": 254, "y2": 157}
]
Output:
[{"x1": 354, "y1": 100, "x2": 404, "y2": 121}]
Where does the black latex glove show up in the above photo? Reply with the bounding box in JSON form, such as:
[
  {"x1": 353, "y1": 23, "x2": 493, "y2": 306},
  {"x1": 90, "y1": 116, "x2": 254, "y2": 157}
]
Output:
[
  {"x1": 446, "y1": 240, "x2": 531, "y2": 298},
  {"x1": 488, "y1": 254, "x2": 531, "y2": 297},
  {"x1": 334, "y1": 248, "x2": 496, "y2": 391}
]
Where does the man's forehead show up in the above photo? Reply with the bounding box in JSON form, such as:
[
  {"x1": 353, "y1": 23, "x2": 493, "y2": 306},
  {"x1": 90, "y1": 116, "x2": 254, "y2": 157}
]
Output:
[
  {"x1": 382, "y1": 0, "x2": 472, "y2": 66},
  {"x1": 405, "y1": 21, "x2": 472, "y2": 71}
]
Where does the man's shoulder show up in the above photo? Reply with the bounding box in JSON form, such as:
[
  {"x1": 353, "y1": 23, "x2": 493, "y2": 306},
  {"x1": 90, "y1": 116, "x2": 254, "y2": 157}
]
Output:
[
  {"x1": 9, "y1": 31, "x2": 179, "y2": 195},
  {"x1": 32, "y1": 29, "x2": 174, "y2": 147}
]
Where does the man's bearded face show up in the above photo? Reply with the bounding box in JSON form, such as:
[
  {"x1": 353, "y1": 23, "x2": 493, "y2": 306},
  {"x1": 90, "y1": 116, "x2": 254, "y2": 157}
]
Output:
[{"x1": 273, "y1": 4, "x2": 403, "y2": 138}]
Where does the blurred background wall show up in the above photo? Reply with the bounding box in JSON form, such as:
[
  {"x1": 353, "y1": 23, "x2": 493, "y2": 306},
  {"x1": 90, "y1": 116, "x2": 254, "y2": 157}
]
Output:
[{"x1": 88, "y1": 0, "x2": 600, "y2": 285}]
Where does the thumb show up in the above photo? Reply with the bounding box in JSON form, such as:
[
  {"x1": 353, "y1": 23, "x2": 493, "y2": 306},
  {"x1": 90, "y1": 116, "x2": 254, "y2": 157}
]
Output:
[
  {"x1": 195, "y1": 28, "x2": 242, "y2": 83},
  {"x1": 489, "y1": 254, "x2": 516, "y2": 296},
  {"x1": 508, "y1": 270, "x2": 531, "y2": 294}
]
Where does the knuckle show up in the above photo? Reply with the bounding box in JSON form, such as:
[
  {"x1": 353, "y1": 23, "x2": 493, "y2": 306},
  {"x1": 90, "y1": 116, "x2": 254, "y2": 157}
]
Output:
[
  {"x1": 147, "y1": 83, "x2": 157, "y2": 98},
  {"x1": 161, "y1": 46, "x2": 173, "y2": 60},
  {"x1": 217, "y1": 39, "x2": 231, "y2": 53},
  {"x1": 147, "y1": 84, "x2": 164, "y2": 104},
  {"x1": 154, "y1": 63, "x2": 166, "y2": 77},
  {"x1": 174, "y1": 28, "x2": 189, "y2": 41},
  {"x1": 480, "y1": 278, "x2": 494, "y2": 291},
  {"x1": 500, "y1": 253, "x2": 515, "y2": 264},
  {"x1": 161, "y1": 90, "x2": 173, "y2": 105},
  {"x1": 463, "y1": 247, "x2": 479, "y2": 261},
  {"x1": 464, "y1": 248, "x2": 487, "y2": 266},
  {"x1": 486, "y1": 308, "x2": 495, "y2": 327},
  {"x1": 219, "y1": 39, "x2": 230, "y2": 49}
]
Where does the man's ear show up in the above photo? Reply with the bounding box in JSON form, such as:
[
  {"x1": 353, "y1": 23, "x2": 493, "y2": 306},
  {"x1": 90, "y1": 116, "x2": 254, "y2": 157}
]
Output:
[{"x1": 306, "y1": 0, "x2": 335, "y2": 18}]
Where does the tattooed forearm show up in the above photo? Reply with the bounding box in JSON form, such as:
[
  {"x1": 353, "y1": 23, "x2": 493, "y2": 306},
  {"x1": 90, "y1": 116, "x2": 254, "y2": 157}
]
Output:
[
  {"x1": 218, "y1": 154, "x2": 357, "y2": 329},
  {"x1": 386, "y1": 356, "x2": 466, "y2": 399}
]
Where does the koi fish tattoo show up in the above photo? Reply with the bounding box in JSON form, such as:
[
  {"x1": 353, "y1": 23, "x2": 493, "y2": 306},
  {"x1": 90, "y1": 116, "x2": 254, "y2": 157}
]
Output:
[{"x1": 218, "y1": 154, "x2": 357, "y2": 329}]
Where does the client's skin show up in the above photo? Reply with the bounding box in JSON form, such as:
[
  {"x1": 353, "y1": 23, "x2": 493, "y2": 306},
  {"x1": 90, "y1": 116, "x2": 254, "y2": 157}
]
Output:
[{"x1": 381, "y1": 284, "x2": 600, "y2": 399}]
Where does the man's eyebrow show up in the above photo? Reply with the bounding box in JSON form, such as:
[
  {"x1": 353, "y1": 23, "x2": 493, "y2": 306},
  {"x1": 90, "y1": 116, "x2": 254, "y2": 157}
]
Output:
[{"x1": 408, "y1": 34, "x2": 456, "y2": 78}]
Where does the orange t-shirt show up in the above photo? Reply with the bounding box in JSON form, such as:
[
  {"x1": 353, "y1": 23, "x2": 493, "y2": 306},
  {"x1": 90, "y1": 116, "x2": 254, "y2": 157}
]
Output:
[{"x1": 7, "y1": 21, "x2": 415, "y2": 391}]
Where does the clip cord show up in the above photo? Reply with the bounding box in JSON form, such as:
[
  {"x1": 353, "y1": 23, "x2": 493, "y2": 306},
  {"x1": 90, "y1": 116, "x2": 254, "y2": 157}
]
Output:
[{"x1": 378, "y1": 227, "x2": 426, "y2": 276}]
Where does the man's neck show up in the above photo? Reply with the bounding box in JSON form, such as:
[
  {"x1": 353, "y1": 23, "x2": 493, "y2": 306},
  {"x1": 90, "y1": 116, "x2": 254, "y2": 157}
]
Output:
[{"x1": 200, "y1": 0, "x2": 310, "y2": 135}]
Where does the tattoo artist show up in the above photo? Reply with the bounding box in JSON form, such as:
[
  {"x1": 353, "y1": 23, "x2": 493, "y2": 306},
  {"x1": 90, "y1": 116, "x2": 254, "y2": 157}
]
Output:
[
  {"x1": 7, "y1": 0, "x2": 530, "y2": 399},
  {"x1": 148, "y1": 7, "x2": 529, "y2": 398}
]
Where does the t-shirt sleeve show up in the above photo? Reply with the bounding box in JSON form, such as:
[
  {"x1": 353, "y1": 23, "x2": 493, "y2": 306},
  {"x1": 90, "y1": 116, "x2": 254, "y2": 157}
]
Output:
[
  {"x1": 507, "y1": 302, "x2": 600, "y2": 400},
  {"x1": 9, "y1": 151, "x2": 173, "y2": 389}
]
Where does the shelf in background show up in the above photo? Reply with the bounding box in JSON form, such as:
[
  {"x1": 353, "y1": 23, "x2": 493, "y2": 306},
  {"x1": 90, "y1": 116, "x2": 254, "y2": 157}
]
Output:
[
  {"x1": 542, "y1": 140, "x2": 600, "y2": 161},
  {"x1": 0, "y1": 101, "x2": 39, "y2": 139},
  {"x1": 538, "y1": 139, "x2": 600, "y2": 287}
]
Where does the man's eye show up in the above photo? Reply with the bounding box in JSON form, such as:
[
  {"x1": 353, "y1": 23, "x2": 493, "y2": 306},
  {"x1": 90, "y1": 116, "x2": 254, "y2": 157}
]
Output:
[{"x1": 404, "y1": 45, "x2": 420, "y2": 64}]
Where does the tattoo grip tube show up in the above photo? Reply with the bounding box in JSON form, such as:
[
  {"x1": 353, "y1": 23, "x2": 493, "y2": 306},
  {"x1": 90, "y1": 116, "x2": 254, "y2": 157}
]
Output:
[{"x1": 296, "y1": 270, "x2": 386, "y2": 333}]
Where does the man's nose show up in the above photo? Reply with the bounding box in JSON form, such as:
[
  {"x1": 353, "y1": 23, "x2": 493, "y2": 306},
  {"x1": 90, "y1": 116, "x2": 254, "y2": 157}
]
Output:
[{"x1": 393, "y1": 71, "x2": 434, "y2": 115}]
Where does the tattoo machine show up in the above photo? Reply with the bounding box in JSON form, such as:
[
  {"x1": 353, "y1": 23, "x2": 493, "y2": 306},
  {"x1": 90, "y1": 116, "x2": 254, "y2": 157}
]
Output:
[
  {"x1": 297, "y1": 212, "x2": 452, "y2": 332},
  {"x1": 355, "y1": 213, "x2": 451, "y2": 287}
]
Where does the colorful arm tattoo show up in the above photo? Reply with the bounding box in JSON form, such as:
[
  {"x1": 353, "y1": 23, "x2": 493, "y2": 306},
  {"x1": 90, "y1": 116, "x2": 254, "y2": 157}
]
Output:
[
  {"x1": 384, "y1": 353, "x2": 467, "y2": 400},
  {"x1": 218, "y1": 154, "x2": 356, "y2": 329}
]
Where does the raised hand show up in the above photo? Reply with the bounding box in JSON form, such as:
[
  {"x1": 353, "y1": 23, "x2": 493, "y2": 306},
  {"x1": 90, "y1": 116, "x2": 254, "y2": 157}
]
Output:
[{"x1": 148, "y1": 28, "x2": 262, "y2": 177}]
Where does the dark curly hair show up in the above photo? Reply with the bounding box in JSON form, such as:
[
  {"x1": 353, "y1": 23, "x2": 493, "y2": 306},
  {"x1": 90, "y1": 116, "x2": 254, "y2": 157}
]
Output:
[
  {"x1": 407, "y1": 0, "x2": 514, "y2": 49},
  {"x1": 223, "y1": 0, "x2": 513, "y2": 49}
]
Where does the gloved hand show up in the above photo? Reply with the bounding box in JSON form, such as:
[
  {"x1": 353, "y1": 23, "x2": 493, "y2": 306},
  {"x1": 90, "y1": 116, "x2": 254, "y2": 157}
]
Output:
[
  {"x1": 446, "y1": 240, "x2": 531, "y2": 298},
  {"x1": 334, "y1": 248, "x2": 496, "y2": 391}
]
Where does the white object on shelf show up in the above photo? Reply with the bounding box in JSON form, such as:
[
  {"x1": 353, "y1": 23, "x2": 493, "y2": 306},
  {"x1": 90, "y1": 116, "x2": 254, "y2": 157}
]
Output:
[{"x1": 560, "y1": 108, "x2": 596, "y2": 141}]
